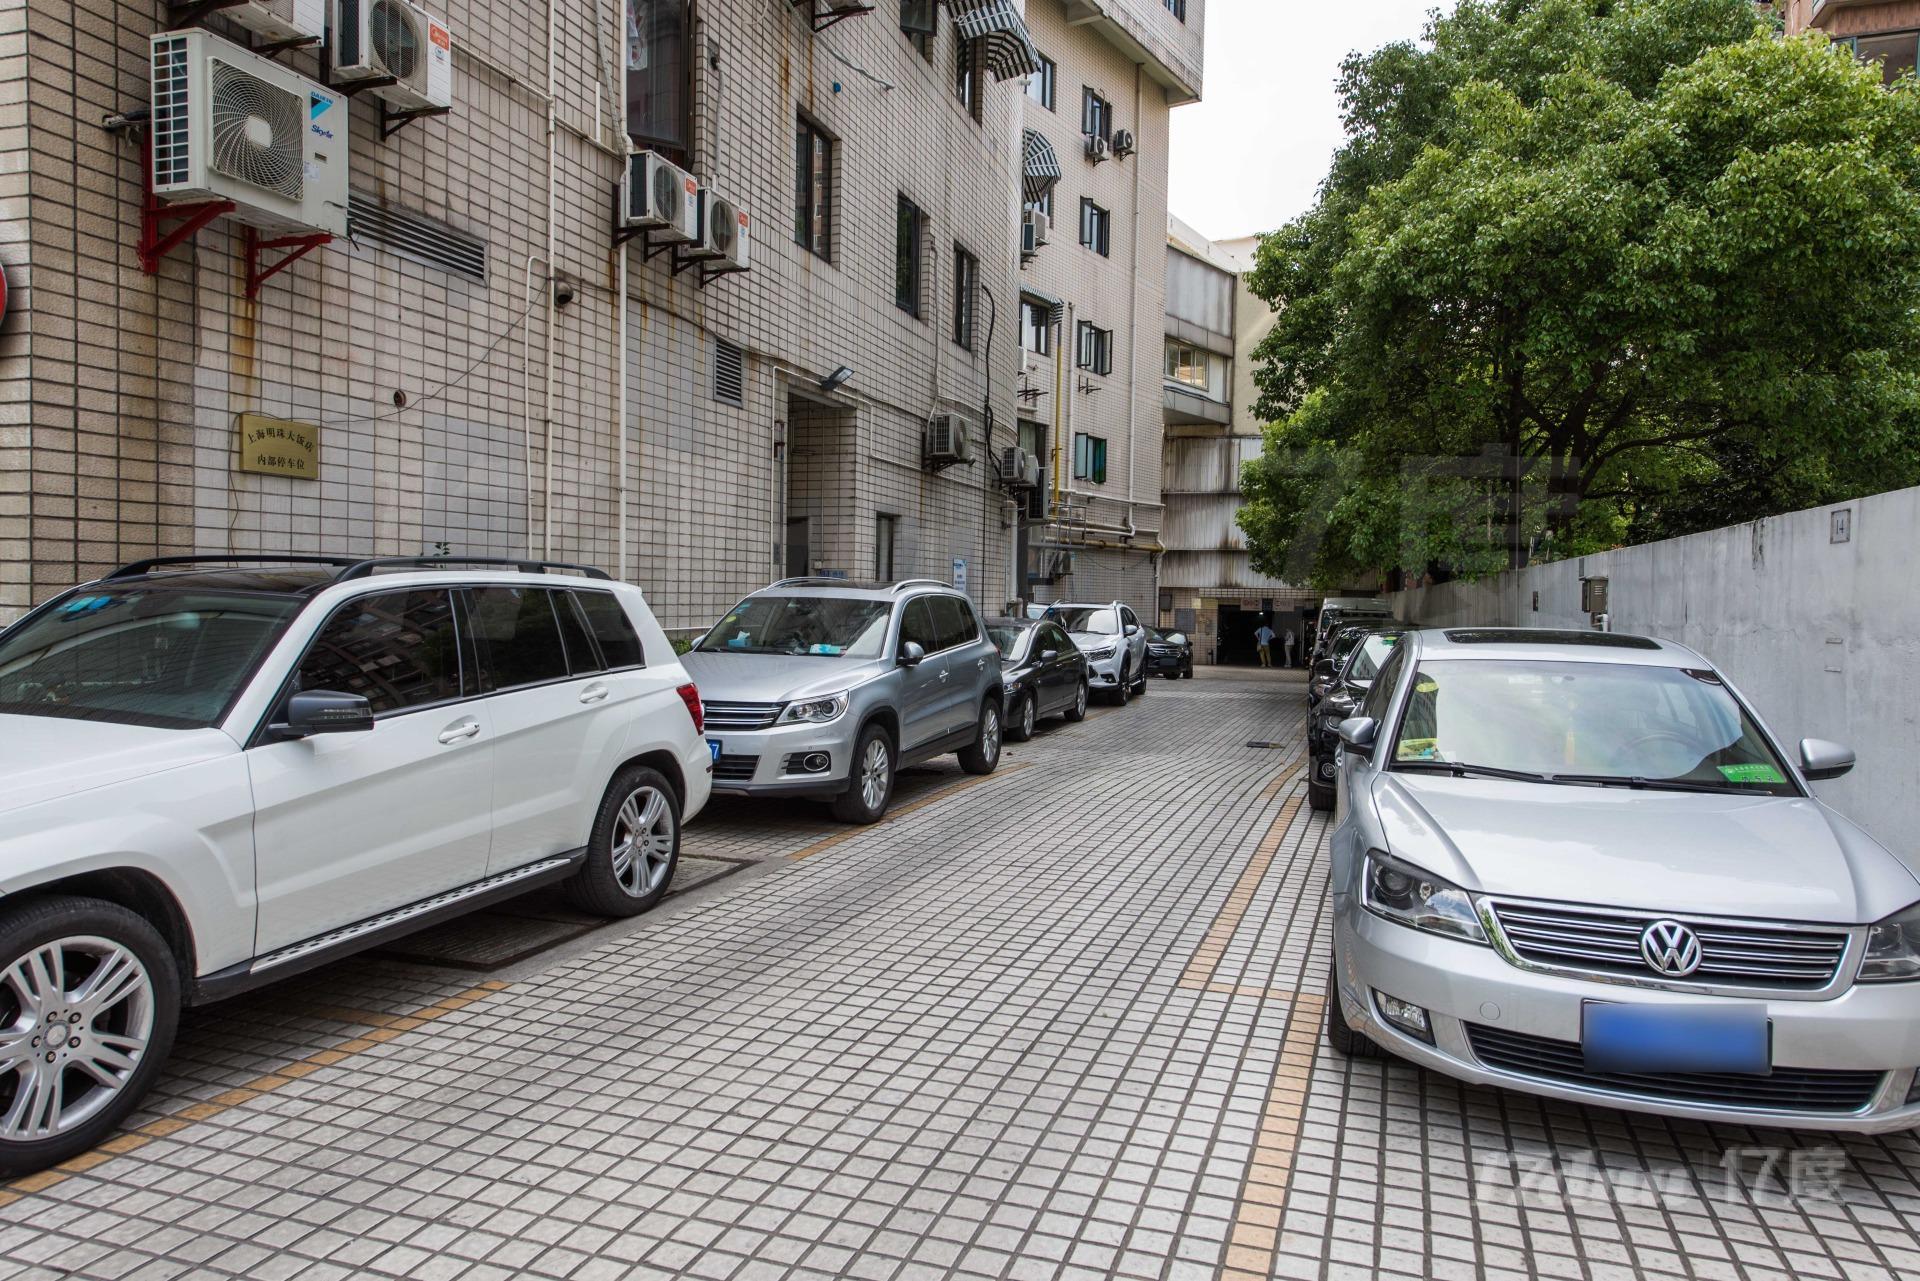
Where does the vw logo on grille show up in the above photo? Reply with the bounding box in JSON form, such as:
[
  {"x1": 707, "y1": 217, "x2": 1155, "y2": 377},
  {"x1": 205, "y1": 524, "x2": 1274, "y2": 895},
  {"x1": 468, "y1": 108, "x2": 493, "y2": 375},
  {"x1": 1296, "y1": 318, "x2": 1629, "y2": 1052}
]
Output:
[{"x1": 1640, "y1": 919, "x2": 1703, "y2": 977}]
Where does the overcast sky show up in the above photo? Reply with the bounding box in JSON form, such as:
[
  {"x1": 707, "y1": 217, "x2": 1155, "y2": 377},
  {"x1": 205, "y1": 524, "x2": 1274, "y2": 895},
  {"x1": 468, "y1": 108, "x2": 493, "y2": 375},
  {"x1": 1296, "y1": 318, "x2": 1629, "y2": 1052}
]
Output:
[{"x1": 1169, "y1": 0, "x2": 1458, "y2": 243}]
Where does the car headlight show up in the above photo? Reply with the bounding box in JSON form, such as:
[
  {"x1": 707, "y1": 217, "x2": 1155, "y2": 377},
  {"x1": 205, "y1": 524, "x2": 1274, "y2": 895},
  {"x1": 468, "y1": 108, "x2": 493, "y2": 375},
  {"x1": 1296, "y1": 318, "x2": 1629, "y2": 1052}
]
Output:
[
  {"x1": 1361, "y1": 850, "x2": 1488, "y2": 945},
  {"x1": 778, "y1": 692, "x2": 849, "y2": 724},
  {"x1": 1858, "y1": 901, "x2": 1920, "y2": 982},
  {"x1": 1083, "y1": 644, "x2": 1115, "y2": 660}
]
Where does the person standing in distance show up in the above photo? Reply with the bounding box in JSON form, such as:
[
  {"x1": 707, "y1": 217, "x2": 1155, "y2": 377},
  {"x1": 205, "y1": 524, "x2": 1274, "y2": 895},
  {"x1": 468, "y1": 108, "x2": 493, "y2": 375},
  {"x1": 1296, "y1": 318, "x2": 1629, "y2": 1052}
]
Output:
[{"x1": 1254, "y1": 619, "x2": 1276, "y2": 668}]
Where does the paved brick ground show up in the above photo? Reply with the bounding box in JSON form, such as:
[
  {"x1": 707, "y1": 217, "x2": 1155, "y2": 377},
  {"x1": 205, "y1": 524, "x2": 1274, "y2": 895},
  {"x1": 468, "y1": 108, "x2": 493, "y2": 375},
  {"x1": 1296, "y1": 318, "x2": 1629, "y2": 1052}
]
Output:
[{"x1": 1, "y1": 668, "x2": 1917, "y2": 1280}]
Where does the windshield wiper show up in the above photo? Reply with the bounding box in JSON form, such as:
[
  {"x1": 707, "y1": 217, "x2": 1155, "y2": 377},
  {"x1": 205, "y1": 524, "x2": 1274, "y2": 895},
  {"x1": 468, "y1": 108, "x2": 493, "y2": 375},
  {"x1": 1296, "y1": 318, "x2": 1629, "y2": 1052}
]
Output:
[
  {"x1": 1550, "y1": 773, "x2": 1762, "y2": 795},
  {"x1": 1392, "y1": 760, "x2": 1555, "y2": 784}
]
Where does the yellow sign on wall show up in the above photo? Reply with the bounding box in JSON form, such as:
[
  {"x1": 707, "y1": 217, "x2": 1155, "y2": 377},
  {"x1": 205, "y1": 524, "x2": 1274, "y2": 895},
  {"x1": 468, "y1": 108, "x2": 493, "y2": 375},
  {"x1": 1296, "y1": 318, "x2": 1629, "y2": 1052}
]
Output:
[{"x1": 237, "y1": 413, "x2": 320, "y2": 480}]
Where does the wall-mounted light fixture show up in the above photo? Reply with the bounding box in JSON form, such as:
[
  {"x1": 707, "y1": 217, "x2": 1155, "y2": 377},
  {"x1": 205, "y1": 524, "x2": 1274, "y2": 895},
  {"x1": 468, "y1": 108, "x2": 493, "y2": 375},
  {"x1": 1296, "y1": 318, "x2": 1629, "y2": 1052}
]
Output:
[{"x1": 820, "y1": 366, "x2": 854, "y2": 393}]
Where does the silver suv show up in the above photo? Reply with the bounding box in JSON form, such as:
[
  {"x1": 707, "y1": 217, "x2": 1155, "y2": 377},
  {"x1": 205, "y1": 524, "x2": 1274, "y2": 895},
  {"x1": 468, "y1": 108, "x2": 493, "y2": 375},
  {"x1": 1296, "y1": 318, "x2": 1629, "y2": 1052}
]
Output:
[{"x1": 681, "y1": 579, "x2": 1005, "y2": 823}]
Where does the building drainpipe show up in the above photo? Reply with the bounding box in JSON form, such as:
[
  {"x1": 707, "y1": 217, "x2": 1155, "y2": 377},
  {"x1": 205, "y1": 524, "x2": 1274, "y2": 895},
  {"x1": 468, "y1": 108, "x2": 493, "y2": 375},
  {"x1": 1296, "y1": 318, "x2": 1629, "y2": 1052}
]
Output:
[
  {"x1": 1125, "y1": 62, "x2": 1144, "y2": 523},
  {"x1": 542, "y1": 0, "x2": 559, "y2": 559}
]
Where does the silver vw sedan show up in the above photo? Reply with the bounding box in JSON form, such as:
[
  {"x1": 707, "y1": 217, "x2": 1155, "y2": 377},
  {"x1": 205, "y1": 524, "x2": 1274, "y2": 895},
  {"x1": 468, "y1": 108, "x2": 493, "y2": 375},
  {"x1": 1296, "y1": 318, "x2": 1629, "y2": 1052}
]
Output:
[{"x1": 1327, "y1": 628, "x2": 1920, "y2": 1131}]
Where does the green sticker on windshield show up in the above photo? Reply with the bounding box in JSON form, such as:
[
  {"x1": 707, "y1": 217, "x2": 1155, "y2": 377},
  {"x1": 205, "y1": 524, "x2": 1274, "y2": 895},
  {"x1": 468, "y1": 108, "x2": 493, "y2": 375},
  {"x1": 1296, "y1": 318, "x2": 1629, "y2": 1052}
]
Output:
[
  {"x1": 1398, "y1": 737, "x2": 1439, "y2": 761},
  {"x1": 1718, "y1": 763, "x2": 1786, "y2": 785}
]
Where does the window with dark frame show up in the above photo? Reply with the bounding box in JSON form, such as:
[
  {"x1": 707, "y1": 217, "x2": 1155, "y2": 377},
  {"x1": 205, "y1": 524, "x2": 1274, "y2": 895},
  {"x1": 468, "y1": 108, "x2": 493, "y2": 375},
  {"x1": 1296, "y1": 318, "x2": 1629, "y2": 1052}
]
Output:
[
  {"x1": 875, "y1": 514, "x2": 898, "y2": 581},
  {"x1": 1020, "y1": 297, "x2": 1052, "y2": 355},
  {"x1": 1072, "y1": 433, "x2": 1108, "y2": 485},
  {"x1": 1844, "y1": 31, "x2": 1920, "y2": 84},
  {"x1": 793, "y1": 115, "x2": 834, "y2": 260},
  {"x1": 1027, "y1": 189, "x2": 1053, "y2": 220},
  {"x1": 1163, "y1": 0, "x2": 1187, "y2": 20},
  {"x1": 896, "y1": 194, "x2": 925, "y2": 317},
  {"x1": 955, "y1": 36, "x2": 982, "y2": 121},
  {"x1": 626, "y1": 0, "x2": 690, "y2": 161},
  {"x1": 296, "y1": 590, "x2": 463, "y2": 715},
  {"x1": 1026, "y1": 54, "x2": 1057, "y2": 110},
  {"x1": 1081, "y1": 87, "x2": 1111, "y2": 141},
  {"x1": 900, "y1": 0, "x2": 936, "y2": 59},
  {"x1": 1076, "y1": 320, "x2": 1112, "y2": 375},
  {"x1": 952, "y1": 245, "x2": 979, "y2": 350},
  {"x1": 1079, "y1": 199, "x2": 1110, "y2": 256}
]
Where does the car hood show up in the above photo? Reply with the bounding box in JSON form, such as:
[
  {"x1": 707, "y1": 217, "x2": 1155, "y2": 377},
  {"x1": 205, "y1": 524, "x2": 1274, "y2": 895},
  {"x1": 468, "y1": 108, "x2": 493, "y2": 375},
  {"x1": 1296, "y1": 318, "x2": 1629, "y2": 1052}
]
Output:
[
  {"x1": 680, "y1": 652, "x2": 893, "y2": 703},
  {"x1": 0, "y1": 714, "x2": 239, "y2": 815},
  {"x1": 1372, "y1": 774, "x2": 1920, "y2": 925},
  {"x1": 1068, "y1": 631, "x2": 1116, "y2": 651}
]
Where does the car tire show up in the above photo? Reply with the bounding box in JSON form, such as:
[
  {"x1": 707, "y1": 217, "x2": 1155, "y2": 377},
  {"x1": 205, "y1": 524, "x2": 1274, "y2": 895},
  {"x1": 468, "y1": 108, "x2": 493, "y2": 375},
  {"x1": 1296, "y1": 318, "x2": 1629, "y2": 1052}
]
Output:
[
  {"x1": 1111, "y1": 665, "x2": 1131, "y2": 705},
  {"x1": 566, "y1": 766, "x2": 681, "y2": 916},
  {"x1": 958, "y1": 700, "x2": 1003, "y2": 775},
  {"x1": 1007, "y1": 691, "x2": 1037, "y2": 743},
  {"x1": 1307, "y1": 764, "x2": 1336, "y2": 813},
  {"x1": 0, "y1": 895, "x2": 182, "y2": 1177},
  {"x1": 1181, "y1": 665, "x2": 1194, "y2": 679},
  {"x1": 1325, "y1": 960, "x2": 1385, "y2": 1060},
  {"x1": 1063, "y1": 680, "x2": 1090, "y2": 723},
  {"x1": 832, "y1": 723, "x2": 896, "y2": 824},
  {"x1": 1132, "y1": 664, "x2": 1147, "y2": 695}
]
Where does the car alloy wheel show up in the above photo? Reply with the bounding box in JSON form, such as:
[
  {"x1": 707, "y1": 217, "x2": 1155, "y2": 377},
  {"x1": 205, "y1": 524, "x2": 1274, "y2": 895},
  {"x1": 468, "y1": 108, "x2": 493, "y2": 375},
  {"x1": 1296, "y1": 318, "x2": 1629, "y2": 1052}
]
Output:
[
  {"x1": 0, "y1": 936, "x2": 155, "y2": 1143},
  {"x1": 859, "y1": 736, "x2": 891, "y2": 812},
  {"x1": 1019, "y1": 695, "x2": 1036, "y2": 739},
  {"x1": 1075, "y1": 684, "x2": 1087, "y2": 717},
  {"x1": 610, "y1": 785, "x2": 676, "y2": 898}
]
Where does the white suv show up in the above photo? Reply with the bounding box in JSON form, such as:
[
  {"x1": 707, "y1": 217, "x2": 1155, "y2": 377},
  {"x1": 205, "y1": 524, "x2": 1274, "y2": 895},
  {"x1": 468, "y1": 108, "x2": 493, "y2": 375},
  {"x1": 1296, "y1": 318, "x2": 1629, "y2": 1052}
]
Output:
[
  {"x1": 1041, "y1": 602, "x2": 1150, "y2": 704},
  {"x1": 0, "y1": 555, "x2": 712, "y2": 1172}
]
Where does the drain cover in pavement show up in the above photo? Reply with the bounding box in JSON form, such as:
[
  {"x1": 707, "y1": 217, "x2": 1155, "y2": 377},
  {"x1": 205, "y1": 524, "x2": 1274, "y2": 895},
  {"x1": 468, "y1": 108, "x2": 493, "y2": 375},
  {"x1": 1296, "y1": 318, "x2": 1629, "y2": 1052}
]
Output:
[{"x1": 1246, "y1": 740, "x2": 1287, "y2": 749}]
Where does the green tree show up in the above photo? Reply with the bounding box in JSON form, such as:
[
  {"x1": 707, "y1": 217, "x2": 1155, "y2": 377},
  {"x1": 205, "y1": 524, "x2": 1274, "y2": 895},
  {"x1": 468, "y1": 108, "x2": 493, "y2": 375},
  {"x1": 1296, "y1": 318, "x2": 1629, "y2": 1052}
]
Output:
[{"x1": 1240, "y1": 0, "x2": 1920, "y2": 586}]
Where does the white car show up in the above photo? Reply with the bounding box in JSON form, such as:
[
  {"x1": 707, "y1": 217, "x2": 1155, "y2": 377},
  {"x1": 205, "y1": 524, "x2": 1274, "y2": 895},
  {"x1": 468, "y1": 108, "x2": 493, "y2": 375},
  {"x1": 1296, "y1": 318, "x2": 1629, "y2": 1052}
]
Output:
[
  {"x1": 0, "y1": 555, "x2": 711, "y2": 1171},
  {"x1": 1038, "y1": 602, "x2": 1149, "y2": 703}
]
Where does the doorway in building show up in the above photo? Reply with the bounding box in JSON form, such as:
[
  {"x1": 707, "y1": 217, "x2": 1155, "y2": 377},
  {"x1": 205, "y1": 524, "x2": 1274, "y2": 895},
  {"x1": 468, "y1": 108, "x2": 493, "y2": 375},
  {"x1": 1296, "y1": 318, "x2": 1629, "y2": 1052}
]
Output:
[
  {"x1": 1217, "y1": 604, "x2": 1261, "y2": 666},
  {"x1": 785, "y1": 517, "x2": 809, "y2": 579}
]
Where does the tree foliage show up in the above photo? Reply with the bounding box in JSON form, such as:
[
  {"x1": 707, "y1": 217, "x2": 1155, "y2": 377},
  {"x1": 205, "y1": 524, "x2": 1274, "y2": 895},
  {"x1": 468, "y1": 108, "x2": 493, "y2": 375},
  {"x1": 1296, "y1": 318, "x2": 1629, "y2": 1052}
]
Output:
[{"x1": 1239, "y1": 0, "x2": 1920, "y2": 587}]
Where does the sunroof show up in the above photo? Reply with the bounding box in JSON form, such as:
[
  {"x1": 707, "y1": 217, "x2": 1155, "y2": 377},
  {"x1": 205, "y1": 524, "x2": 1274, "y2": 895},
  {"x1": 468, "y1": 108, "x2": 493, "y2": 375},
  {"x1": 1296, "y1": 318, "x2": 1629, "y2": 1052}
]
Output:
[{"x1": 1442, "y1": 629, "x2": 1661, "y2": 650}]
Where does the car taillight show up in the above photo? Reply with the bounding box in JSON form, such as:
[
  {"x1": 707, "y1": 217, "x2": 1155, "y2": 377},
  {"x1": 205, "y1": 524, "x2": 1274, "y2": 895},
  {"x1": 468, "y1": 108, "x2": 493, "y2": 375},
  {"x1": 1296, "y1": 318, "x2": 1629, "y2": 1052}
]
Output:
[{"x1": 676, "y1": 683, "x2": 703, "y2": 734}]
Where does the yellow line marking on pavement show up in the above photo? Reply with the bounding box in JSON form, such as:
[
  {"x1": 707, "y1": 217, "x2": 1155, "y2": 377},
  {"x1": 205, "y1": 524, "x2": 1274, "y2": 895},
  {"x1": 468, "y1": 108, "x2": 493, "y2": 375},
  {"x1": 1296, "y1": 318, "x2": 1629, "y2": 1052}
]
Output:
[
  {"x1": 0, "y1": 980, "x2": 510, "y2": 1209},
  {"x1": 1221, "y1": 988, "x2": 1326, "y2": 1281},
  {"x1": 1179, "y1": 765, "x2": 1304, "y2": 992},
  {"x1": 787, "y1": 763, "x2": 1037, "y2": 862}
]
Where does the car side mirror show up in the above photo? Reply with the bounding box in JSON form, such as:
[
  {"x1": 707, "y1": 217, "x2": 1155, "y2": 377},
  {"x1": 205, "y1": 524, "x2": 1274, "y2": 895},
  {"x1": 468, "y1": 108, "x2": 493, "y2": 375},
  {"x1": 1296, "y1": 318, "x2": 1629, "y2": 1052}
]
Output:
[
  {"x1": 273, "y1": 690, "x2": 375, "y2": 740},
  {"x1": 899, "y1": 641, "x2": 926, "y2": 668},
  {"x1": 1124, "y1": 624, "x2": 1139, "y2": 637},
  {"x1": 1337, "y1": 717, "x2": 1378, "y2": 752},
  {"x1": 1800, "y1": 738, "x2": 1855, "y2": 781},
  {"x1": 1040, "y1": 648, "x2": 1059, "y2": 661}
]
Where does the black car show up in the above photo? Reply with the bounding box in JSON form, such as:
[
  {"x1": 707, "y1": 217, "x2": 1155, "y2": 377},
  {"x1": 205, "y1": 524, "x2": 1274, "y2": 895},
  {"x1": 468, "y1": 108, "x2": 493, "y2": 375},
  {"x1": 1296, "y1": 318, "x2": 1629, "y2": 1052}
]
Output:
[
  {"x1": 1307, "y1": 620, "x2": 1400, "y2": 709},
  {"x1": 1144, "y1": 626, "x2": 1194, "y2": 679},
  {"x1": 988, "y1": 617, "x2": 1091, "y2": 741},
  {"x1": 1305, "y1": 627, "x2": 1411, "y2": 811}
]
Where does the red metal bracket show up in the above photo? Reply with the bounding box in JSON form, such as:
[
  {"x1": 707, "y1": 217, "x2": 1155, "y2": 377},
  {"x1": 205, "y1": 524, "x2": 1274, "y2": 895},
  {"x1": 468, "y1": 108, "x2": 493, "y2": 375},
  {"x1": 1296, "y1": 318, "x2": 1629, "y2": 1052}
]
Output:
[
  {"x1": 138, "y1": 143, "x2": 234, "y2": 276},
  {"x1": 243, "y1": 227, "x2": 332, "y2": 299}
]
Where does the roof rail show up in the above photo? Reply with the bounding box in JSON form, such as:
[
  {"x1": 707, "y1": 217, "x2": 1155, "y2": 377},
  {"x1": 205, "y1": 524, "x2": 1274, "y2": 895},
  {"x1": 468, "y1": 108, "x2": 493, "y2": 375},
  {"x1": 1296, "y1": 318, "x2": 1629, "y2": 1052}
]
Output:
[
  {"x1": 892, "y1": 579, "x2": 953, "y2": 592},
  {"x1": 768, "y1": 577, "x2": 855, "y2": 589},
  {"x1": 334, "y1": 556, "x2": 613, "y2": 582},
  {"x1": 106, "y1": 554, "x2": 365, "y2": 580}
]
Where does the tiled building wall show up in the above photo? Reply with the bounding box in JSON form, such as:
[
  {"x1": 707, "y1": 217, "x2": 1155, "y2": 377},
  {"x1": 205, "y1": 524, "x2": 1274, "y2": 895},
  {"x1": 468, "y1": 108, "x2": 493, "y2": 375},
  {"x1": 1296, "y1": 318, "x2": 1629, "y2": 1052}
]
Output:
[
  {"x1": 0, "y1": 0, "x2": 26, "y2": 618},
  {"x1": 1783, "y1": 1, "x2": 1920, "y2": 36},
  {"x1": 5, "y1": 0, "x2": 1027, "y2": 628}
]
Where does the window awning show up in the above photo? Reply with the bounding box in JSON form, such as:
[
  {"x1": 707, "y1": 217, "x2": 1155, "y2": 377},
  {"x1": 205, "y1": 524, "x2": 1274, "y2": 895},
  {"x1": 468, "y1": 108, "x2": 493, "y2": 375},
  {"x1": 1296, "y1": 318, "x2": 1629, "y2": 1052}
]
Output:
[
  {"x1": 1022, "y1": 129, "x2": 1062, "y2": 205},
  {"x1": 952, "y1": 0, "x2": 1041, "y2": 81},
  {"x1": 1020, "y1": 285, "x2": 1064, "y2": 327}
]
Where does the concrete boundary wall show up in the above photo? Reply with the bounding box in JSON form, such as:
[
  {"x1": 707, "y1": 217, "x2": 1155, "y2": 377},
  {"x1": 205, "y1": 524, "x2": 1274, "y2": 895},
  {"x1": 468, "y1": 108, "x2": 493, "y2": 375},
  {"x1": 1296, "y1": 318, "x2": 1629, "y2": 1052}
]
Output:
[{"x1": 1387, "y1": 486, "x2": 1920, "y2": 847}]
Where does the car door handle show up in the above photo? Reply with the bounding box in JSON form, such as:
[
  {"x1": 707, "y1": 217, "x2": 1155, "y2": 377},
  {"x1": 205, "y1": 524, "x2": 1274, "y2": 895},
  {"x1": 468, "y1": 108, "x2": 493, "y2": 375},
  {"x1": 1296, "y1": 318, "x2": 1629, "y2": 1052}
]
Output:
[
  {"x1": 579, "y1": 683, "x2": 610, "y2": 704},
  {"x1": 937, "y1": 670, "x2": 950, "y2": 682},
  {"x1": 438, "y1": 720, "x2": 481, "y2": 745}
]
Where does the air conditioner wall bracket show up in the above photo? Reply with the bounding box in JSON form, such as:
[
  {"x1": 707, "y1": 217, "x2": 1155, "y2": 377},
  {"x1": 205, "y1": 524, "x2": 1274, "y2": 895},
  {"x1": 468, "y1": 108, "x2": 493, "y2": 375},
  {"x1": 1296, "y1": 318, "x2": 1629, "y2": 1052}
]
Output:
[
  {"x1": 137, "y1": 140, "x2": 234, "y2": 277},
  {"x1": 243, "y1": 226, "x2": 332, "y2": 299},
  {"x1": 380, "y1": 101, "x2": 452, "y2": 140},
  {"x1": 165, "y1": 0, "x2": 251, "y2": 28}
]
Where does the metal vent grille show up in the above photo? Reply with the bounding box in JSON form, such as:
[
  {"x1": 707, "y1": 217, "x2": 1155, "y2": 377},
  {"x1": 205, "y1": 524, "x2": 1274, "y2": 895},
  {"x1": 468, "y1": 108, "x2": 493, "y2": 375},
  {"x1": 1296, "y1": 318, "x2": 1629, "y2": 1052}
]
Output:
[
  {"x1": 713, "y1": 339, "x2": 744, "y2": 405},
  {"x1": 151, "y1": 35, "x2": 193, "y2": 189},
  {"x1": 346, "y1": 192, "x2": 487, "y2": 282}
]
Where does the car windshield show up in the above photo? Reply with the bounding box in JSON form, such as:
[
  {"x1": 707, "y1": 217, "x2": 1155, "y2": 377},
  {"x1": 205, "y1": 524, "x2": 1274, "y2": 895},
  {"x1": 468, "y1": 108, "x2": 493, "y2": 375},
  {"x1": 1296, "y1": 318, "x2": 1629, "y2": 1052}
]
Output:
[
  {"x1": 1049, "y1": 607, "x2": 1117, "y2": 634},
  {"x1": 1391, "y1": 659, "x2": 1797, "y2": 795},
  {"x1": 697, "y1": 596, "x2": 892, "y2": 658},
  {"x1": 0, "y1": 586, "x2": 303, "y2": 728},
  {"x1": 1345, "y1": 633, "x2": 1402, "y2": 683},
  {"x1": 988, "y1": 625, "x2": 1028, "y2": 661}
]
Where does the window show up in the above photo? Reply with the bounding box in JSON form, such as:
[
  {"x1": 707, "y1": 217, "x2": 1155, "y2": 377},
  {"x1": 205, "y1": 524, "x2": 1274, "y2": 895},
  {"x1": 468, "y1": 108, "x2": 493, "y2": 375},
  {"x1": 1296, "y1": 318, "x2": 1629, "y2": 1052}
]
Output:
[
  {"x1": 955, "y1": 37, "x2": 982, "y2": 121},
  {"x1": 900, "y1": 597, "x2": 940, "y2": 653},
  {"x1": 297, "y1": 590, "x2": 463, "y2": 716},
  {"x1": 552, "y1": 592, "x2": 602, "y2": 676},
  {"x1": 626, "y1": 0, "x2": 690, "y2": 159},
  {"x1": 1165, "y1": 340, "x2": 1209, "y2": 390},
  {"x1": 900, "y1": 0, "x2": 936, "y2": 58},
  {"x1": 1020, "y1": 298, "x2": 1052, "y2": 354},
  {"x1": 465, "y1": 587, "x2": 572, "y2": 692},
  {"x1": 1027, "y1": 189, "x2": 1053, "y2": 220},
  {"x1": 1163, "y1": 0, "x2": 1187, "y2": 19},
  {"x1": 793, "y1": 115, "x2": 833, "y2": 260},
  {"x1": 930, "y1": 595, "x2": 978, "y2": 651},
  {"x1": 1076, "y1": 321, "x2": 1113, "y2": 375},
  {"x1": 895, "y1": 195, "x2": 925, "y2": 316},
  {"x1": 875, "y1": 514, "x2": 898, "y2": 581},
  {"x1": 1847, "y1": 32, "x2": 1920, "y2": 84},
  {"x1": 1025, "y1": 54, "x2": 1056, "y2": 110},
  {"x1": 1079, "y1": 199, "x2": 1110, "y2": 256},
  {"x1": 1081, "y1": 87, "x2": 1111, "y2": 141},
  {"x1": 952, "y1": 245, "x2": 979, "y2": 349},
  {"x1": 1072, "y1": 433, "x2": 1108, "y2": 484},
  {"x1": 574, "y1": 591, "x2": 646, "y2": 669}
]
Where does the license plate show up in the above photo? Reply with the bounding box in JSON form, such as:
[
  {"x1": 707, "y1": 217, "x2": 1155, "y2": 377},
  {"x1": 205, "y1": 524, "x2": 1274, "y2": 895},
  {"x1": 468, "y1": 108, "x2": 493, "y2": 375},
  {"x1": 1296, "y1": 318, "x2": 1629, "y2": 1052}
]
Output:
[
  {"x1": 1583, "y1": 1001, "x2": 1770, "y2": 1076},
  {"x1": 707, "y1": 739, "x2": 722, "y2": 761}
]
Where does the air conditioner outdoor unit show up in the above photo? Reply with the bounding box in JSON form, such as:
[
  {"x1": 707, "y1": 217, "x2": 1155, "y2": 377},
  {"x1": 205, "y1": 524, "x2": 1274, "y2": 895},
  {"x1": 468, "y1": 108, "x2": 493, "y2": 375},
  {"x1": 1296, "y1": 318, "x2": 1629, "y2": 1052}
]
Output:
[
  {"x1": 621, "y1": 151, "x2": 700, "y2": 242},
  {"x1": 688, "y1": 186, "x2": 752, "y2": 271},
  {"x1": 1021, "y1": 209, "x2": 1050, "y2": 256},
  {"x1": 331, "y1": 0, "x2": 453, "y2": 112},
  {"x1": 1045, "y1": 549, "x2": 1075, "y2": 577},
  {"x1": 925, "y1": 414, "x2": 972, "y2": 466},
  {"x1": 1000, "y1": 447, "x2": 1036, "y2": 489},
  {"x1": 148, "y1": 29, "x2": 348, "y2": 237},
  {"x1": 1112, "y1": 128, "x2": 1136, "y2": 158},
  {"x1": 1085, "y1": 134, "x2": 1110, "y2": 163},
  {"x1": 222, "y1": 0, "x2": 327, "y2": 44}
]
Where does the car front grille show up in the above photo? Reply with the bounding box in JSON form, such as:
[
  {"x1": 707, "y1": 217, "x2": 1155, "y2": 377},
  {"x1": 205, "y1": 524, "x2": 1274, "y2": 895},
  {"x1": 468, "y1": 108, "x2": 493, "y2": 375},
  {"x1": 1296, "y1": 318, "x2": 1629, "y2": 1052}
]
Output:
[
  {"x1": 1486, "y1": 901, "x2": 1849, "y2": 990},
  {"x1": 702, "y1": 701, "x2": 783, "y2": 731},
  {"x1": 1465, "y1": 1024, "x2": 1883, "y2": 1114},
  {"x1": 712, "y1": 754, "x2": 759, "y2": 782}
]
